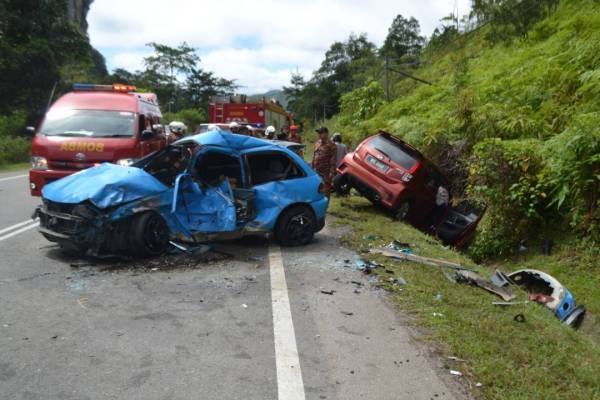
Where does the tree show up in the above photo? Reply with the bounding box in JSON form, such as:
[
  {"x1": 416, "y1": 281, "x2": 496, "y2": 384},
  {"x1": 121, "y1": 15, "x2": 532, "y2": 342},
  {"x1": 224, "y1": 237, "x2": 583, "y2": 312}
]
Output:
[
  {"x1": 185, "y1": 68, "x2": 237, "y2": 110},
  {"x1": 0, "y1": 0, "x2": 98, "y2": 119},
  {"x1": 144, "y1": 42, "x2": 200, "y2": 111},
  {"x1": 144, "y1": 42, "x2": 199, "y2": 85},
  {"x1": 380, "y1": 15, "x2": 425, "y2": 60},
  {"x1": 282, "y1": 72, "x2": 306, "y2": 116}
]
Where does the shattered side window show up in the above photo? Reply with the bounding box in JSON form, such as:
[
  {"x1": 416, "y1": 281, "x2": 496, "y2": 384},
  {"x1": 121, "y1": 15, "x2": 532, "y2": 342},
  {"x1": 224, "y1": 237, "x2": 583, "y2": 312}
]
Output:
[
  {"x1": 246, "y1": 152, "x2": 306, "y2": 186},
  {"x1": 193, "y1": 151, "x2": 242, "y2": 188},
  {"x1": 138, "y1": 143, "x2": 197, "y2": 186}
]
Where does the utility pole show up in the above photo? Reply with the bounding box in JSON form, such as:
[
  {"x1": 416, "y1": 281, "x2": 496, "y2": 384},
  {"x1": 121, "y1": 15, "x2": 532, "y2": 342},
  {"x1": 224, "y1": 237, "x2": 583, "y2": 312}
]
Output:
[{"x1": 384, "y1": 56, "x2": 390, "y2": 102}]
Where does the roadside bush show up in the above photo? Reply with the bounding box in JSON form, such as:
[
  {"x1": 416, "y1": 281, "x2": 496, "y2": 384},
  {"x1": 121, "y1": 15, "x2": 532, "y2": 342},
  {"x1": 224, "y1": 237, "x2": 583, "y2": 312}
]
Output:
[
  {"x1": 543, "y1": 113, "x2": 600, "y2": 240},
  {"x1": 467, "y1": 138, "x2": 548, "y2": 260},
  {"x1": 339, "y1": 81, "x2": 385, "y2": 126},
  {"x1": 0, "y1": 111, "x2": 30, "y2": 166}
]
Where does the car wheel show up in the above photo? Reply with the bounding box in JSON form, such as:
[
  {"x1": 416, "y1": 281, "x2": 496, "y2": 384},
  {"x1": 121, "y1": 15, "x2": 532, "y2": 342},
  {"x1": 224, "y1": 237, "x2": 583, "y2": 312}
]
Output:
[
  {"x1": 393, "y1": 201, "x2": 411, "y2": 221},
  {"x1": 275, "y1": 206, "x2": 316, "y2": 246},
  {"x1": 130, "y1": 212, "x2": 169, "y2": 257},
  {"x1": 333, "y1": 174, "x2": 351, "y2": 196}
]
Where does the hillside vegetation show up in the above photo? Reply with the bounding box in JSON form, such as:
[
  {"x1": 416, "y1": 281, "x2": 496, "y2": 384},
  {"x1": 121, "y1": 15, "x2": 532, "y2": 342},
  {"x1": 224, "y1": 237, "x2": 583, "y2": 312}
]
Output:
[{"x1": 325, "y1": 0, "x2": 600, "y2": 259}]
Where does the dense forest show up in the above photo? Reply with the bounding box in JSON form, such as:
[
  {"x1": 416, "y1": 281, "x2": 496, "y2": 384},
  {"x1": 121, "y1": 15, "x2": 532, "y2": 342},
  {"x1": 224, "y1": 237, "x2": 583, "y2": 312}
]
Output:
[
  {"x1": 0, "y1": 0, "x2": 235, "y2": 164},
  {"x1": 285, "y1": 0, "x2": 599, "y2": 259}
]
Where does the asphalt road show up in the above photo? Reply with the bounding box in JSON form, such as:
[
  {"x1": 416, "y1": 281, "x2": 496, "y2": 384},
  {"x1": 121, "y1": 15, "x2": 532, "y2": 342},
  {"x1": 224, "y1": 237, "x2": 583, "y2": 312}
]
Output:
[{"x1": 0, "y1": 170, "x2": 468, "y2": 400}]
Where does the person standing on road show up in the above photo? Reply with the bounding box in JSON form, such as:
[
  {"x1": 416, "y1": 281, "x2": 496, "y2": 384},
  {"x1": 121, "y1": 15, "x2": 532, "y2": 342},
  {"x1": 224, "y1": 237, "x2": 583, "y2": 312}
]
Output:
[
  {"x1": 167, "y1": 121, "x2": 186, "y2": 144},
  {"x1": 312, "y1": 127, "x2": 337, "y2": 197},
  {"x1": 332, "y1": 132, "x2": 347, "y2": 167},
  {"x1": 265, "y1": 125, "x2": 276, "y2": 139},
  {"x1": 289, "y1": 124, "x2": 301, "y2": 143},
  {"x1": 229, "y1": 121, "x2": 240, "y2": 134}
]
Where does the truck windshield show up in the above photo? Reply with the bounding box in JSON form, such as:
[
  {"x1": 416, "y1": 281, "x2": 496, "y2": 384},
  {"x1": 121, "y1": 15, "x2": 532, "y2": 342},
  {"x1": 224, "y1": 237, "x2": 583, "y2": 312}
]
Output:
[
  {"x1": 40, "y1": 109, "x2": 135, "y2": 137},
  {"x1": 366, "y1": 135, "x2": 421, "y2": 170}
]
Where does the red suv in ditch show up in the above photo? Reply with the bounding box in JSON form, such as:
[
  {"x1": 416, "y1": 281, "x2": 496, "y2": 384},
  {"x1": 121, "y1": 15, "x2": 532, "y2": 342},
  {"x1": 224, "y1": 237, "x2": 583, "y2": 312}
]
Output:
[{"x1": 333, "y1": 130, "x2": 485, "y2": 247}]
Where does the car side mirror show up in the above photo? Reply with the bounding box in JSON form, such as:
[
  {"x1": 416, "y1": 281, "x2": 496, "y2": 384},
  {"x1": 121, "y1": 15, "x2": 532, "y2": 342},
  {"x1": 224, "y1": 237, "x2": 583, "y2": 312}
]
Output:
[
  {"x1": 25, "y1": 126, "x2": 36, "y2": 136},
  {"x1": 141, "y1": 129, "x2": 154, "y2": 140}
]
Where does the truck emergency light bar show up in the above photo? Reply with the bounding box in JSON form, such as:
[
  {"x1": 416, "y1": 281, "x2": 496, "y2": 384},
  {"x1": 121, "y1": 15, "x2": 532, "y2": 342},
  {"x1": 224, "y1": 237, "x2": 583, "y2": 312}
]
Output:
[{"x1": 73, "y1": 83, "x2": 137, "y2": 93}]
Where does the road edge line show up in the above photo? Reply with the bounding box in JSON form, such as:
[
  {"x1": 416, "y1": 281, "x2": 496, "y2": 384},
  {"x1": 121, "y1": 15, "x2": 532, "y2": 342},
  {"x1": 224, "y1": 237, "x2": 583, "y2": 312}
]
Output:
[
  {"x1": 0, "y1": 174, "x2": 27, "y2": 182},
  {"x1": 269, "y1": 243, "x2": 306, "y2": 400},
  {"x1": 0, "y1": 222, "x2": 39, "y2": 242}
]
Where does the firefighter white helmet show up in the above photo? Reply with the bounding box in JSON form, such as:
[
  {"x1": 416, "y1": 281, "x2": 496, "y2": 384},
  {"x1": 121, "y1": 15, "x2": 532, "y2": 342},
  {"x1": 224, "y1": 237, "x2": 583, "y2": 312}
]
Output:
[
  {"x1": 169, "y1": 121, "x2": 186, "y2": 133},
  {"x1": 229, "y1": 121, "x2": 240, "y2": 129},
  {"x1": 265, "y1": 126, "x2": 276, "y2": 134}
]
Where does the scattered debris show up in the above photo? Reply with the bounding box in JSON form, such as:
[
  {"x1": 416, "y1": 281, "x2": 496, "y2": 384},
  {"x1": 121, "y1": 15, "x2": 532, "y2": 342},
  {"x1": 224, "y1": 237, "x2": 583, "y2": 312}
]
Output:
[
  {"x1": 432, "y1": 312, "x2": 444, "y2": 317},
  {"x1": 70, "y1": 261, "x2": 95, "y2": 269},
  {"x1": 434, "y1": 293, "x2": 443, "y2": 302},
  {"x1": 242, "y1": 303, "x2": 248, "y2": 308},
  {"x1": 475, "y1": 382, "x2": 483, "y2": 388},
  {"x1": 341, "y1": 311, "x2": 354, "y2": 316},
  {"x1": 447, "y1": 356, "x2": 465, "y2": 362},
  {"x1": 389, "y1": 277, "x2": 407, "y2": 286},
  {"x1": 491, "y1": 269, "x2": 511, "y2": 287},
  {"x1": 507, "y1": 269, "x2": 586, "y2": 328},
  {"x1": 455, "y1": 270, "x2": 516, "y2": 302},
  {"x1": 493, "y1": 301, "x2": 528, "y2": 306},
  {"x1": 513, "y1": 314, "x2": 526, "y2": 323},
  {"x1": 370, "y1": 248, "x2": 471, "y2": 271},
  {"x1": 320, "y1": 290, "x2": 335, "y2": 295},
  {"x1": 449, "y1": 370, "x2": 463, "y2": 376},
  {"x1": 362, "y1": 234, "x2": 379, "y2": 241}
]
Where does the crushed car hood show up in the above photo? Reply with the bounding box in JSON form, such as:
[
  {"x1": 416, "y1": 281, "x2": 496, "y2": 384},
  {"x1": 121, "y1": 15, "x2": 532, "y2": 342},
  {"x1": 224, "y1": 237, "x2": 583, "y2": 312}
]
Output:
[{"x1": 42, "y1": 162, "x2": 169, "y2": 208}]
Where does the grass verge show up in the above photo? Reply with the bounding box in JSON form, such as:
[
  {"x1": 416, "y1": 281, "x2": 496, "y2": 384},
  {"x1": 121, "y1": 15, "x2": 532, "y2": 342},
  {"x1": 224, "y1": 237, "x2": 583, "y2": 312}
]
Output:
[
  {"x1": 0, "y1": 162, "x2": 29, "y2": 172},
  {"x1": 329, "y1": 195, "x2": 600, "y2": 400}
]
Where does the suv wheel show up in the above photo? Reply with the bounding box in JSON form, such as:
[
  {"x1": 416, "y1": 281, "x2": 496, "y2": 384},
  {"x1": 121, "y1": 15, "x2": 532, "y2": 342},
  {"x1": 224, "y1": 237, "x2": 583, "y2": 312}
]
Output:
[
  {"x1": 275, "y1": 206, "x2": 316, "y2": 246},
  {"x1": 130, "y1": 212, "x2": 169, "y2": 257},
  {"x1": 393, "y1": 201, "x2": 411, "y2": 221},
  {"x1": 333, "y1": 174, "x2": 351, "y2": 196}
]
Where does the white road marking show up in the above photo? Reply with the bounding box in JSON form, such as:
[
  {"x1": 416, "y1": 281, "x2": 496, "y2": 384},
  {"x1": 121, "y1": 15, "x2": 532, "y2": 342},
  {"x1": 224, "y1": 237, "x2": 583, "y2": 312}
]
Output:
[
  {"x1": 0, "y1": 174, "x2": 27, "y2": 182},
  {"x1": 269, "y1": 244, "x2": 306, "y2": 400},
  {"x1": 0, "y1": 222, "x2": 39, "y2": 242},
  {"x1": 0, "y1": 219, "x2": 37, "y2": 236}
]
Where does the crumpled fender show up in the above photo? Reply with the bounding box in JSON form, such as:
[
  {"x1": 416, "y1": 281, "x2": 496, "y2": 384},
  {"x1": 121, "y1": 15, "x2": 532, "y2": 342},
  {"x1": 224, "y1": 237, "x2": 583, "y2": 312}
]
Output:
[{"x1": 42, "y1": 163, "x2": 169, "y2": 208}]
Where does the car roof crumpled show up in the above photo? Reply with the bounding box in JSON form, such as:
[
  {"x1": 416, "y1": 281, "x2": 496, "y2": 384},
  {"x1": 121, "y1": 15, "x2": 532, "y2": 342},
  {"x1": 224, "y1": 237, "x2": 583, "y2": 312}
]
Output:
[{"x1": 176, "y1": 130, "x2": 281, "y2": 152}]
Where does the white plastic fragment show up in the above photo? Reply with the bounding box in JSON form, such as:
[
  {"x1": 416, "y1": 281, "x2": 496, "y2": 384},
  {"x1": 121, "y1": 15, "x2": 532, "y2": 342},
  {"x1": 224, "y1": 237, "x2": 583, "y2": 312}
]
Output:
[{"x1": 449, "y1": 370, "x2": 463, "y2": 376}]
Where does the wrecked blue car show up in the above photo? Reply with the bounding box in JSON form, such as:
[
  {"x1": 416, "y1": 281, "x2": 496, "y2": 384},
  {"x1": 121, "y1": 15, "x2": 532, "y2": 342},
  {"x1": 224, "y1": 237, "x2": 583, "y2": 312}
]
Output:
[{"x1": 34, "y1": 131, "x2": 329, "y2": 257}]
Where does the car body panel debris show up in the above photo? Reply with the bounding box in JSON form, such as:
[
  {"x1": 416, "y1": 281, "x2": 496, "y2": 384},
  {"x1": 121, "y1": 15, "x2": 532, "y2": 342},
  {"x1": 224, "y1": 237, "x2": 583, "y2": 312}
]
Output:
[
  {"x1": 507, "y1": 269, "x2": 586, "y2": 328},
  {"x1": 334, "y1": 130, "x2": 486, "y2": 247},
  {"x1": 35, "y1": 131, "x2": 328, "y2": 257},
  {"x1": 455, "y1": 270, "x2": 516, "y2": 302},
  {"x1": 369, "y1": 247, "x2": 471, "y2": 271}
]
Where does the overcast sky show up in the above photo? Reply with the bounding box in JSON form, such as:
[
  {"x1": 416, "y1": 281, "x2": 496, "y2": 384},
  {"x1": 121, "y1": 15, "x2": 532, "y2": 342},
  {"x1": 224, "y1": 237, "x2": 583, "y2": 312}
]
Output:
[{"x1": 89, "y1": 0, "x2": 471, "y2": 94}]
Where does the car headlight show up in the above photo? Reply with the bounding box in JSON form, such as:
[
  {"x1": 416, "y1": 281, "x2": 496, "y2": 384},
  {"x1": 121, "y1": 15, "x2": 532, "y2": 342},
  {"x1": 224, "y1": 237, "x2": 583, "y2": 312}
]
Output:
[
  {"x1": 31, "y1": 156, "x2": 48, "y2": 170},
  {"x1": 116, "y1": 158, "x2": 135, "y2": 166}
]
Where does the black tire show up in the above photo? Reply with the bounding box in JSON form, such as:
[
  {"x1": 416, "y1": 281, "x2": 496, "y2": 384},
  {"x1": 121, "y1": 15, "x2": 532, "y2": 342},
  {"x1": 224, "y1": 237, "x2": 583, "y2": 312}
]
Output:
[
  {"x1": 393, "y1": 201, "x2": 411, "y2": 221},
  {"x1": 332, "y1": 174, "x2": 351, "y2": 196},
  {"x1": 275, "y1": 206, "x2": 316, "y2": 246},
  {"x1": 129, "y1": 212, "x2": 169, "y2": 258}
]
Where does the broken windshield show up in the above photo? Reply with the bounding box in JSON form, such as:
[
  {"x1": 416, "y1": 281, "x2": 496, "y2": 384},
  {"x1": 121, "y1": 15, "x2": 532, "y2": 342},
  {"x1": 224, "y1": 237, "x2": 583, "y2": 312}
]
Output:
[
  {"x1": 139, "y1": 143, "x2": 197, "y2": 186},
  {"x1": 40, "y1": 109, "x2": 136, "y2": 137}
]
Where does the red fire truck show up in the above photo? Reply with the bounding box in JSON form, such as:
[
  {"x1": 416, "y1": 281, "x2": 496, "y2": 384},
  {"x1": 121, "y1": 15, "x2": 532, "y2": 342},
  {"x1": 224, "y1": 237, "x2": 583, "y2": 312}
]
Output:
[
  {"x1": 29, "y1": 83, "x2": 166, "y2": 196},
  {"x1": 208, "y1": 95, "x2": 292, "y2": 132}
]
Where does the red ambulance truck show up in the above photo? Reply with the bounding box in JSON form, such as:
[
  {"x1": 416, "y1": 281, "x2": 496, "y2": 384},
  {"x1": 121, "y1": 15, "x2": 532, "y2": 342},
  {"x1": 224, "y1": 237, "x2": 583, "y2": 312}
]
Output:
[{"x1": 29, "y1": 83, "x2": 166, "y2": 196}]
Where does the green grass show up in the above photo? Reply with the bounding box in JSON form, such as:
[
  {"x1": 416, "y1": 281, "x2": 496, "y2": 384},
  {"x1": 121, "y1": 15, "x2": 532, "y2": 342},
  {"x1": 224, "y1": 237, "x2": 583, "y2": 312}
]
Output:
[
  {"x1": 329, "y1": 195, "x2": 600, "y2": 400},
  {"x1": 0, "y1": 162, "x2": 28, "y2": 172}
]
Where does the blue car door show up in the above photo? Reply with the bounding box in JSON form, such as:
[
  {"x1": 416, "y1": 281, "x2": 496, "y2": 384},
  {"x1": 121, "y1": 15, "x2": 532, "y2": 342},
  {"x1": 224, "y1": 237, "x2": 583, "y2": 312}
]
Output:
[{"x1": 172, "y1": 174, "x2": 237, "y2": 233}]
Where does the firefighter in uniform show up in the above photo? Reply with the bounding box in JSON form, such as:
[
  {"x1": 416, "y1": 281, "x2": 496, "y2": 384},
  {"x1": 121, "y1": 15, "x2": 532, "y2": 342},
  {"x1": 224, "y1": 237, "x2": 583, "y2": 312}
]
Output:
[{"x1": 312, "y1": 126, "x2": 337, "y2": 197}]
